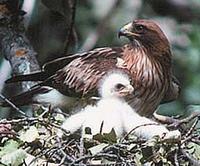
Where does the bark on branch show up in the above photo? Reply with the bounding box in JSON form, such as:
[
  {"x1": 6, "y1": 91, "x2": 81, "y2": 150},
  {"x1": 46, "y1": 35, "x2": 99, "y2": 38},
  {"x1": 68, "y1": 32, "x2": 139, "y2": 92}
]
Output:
[{"x1": 0, "y1": 0, "x2": 40, "y2": 91}]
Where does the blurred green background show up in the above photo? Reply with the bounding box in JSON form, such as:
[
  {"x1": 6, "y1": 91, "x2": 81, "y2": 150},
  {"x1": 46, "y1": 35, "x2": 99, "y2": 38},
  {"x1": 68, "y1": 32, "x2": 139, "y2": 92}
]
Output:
[{"x1": 1, "y1": 0, "x2": 200, "y2": 117}]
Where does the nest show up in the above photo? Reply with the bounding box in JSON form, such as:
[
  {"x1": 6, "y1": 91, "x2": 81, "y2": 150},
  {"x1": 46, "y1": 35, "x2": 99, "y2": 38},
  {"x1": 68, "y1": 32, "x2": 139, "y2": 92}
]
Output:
[{"x1": 0, "y1": 107, "x2": 200, "y2": 166}]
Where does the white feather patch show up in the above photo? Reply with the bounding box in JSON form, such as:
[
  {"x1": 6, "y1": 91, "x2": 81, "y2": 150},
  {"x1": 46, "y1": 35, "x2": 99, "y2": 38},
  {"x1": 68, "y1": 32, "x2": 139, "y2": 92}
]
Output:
[{"x1": 59, "y1": 72, "x2": 180, "y2": 140}]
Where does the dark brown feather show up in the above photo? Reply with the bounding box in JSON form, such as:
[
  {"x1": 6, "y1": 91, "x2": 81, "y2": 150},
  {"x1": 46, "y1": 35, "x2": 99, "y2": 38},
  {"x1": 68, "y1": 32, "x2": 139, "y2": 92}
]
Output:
[
  {"x1": 41, "y1": 47, "x2": 125, "y2": 97},
  {"x1": 5, "y1": 71, "x2": 47, "y2": 83},
  {"x1": 160, "y1": 76, "x2": 181, "y2": 104}
]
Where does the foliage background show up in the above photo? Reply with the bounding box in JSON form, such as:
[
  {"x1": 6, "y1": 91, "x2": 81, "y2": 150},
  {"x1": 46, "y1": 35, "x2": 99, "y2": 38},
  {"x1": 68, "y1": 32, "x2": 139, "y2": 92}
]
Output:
[
  {"x1": 0, "y1": 0, "x2": 200, "y2": 118},
  {"x1": 0, "y1": 0, "x2": 200, "y2": 165}
]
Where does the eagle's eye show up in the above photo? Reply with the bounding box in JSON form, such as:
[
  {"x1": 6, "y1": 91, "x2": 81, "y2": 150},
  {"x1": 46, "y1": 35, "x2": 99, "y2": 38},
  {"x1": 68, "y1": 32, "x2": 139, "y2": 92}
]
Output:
[
  {"x1": 115, "y1": 83, "x2": 125, "y2": 90},
  {"x1": 134, "y1": 24, "x2": 145, "y2": 33}
]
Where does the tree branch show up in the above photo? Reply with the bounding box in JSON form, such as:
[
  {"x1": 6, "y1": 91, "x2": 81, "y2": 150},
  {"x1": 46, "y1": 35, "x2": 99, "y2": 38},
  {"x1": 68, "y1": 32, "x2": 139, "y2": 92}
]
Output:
[
  {"x1": 63, "y1": 0, "x2": 77, "y2": 54},
  {"x1": 0, "y1": 0, "x2": 40, "y2": 92},
  {"x1": 153, "y1": 111, "x2": 200, "y2": 129}
]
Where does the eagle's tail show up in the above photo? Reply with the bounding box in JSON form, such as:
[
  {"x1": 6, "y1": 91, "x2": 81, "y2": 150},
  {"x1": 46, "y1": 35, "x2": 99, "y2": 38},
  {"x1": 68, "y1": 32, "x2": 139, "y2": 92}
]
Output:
[
  {"x1": 5, "y1": 71, "x2": 47, "y2": 83},
  {"x1": 0, "y1": 87, "x2": 52, "y2": 107}
]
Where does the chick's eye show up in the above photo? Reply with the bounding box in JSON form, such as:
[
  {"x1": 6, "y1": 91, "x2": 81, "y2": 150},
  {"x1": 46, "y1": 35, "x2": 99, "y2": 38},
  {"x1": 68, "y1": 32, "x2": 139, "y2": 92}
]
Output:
[
  {"x1": 115, "y1": 84, "x2": 125, "y2": 90},
  {"x1": 134, "y1": 24, "x2": 145, "y2": 33}
]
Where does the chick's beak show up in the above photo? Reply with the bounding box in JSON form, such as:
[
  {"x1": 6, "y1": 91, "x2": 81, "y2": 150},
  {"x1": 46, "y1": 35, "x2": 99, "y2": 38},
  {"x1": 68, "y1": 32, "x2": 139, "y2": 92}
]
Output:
[
  {"x1": 118, "y1": 22, "x2": 139, "y2": 38},
  {"x1": 119, "y1": 85, "x2": 134, "y2": 96},
  {"x1": 126, "y1": 85, "x2": 134, "y2": 94}
]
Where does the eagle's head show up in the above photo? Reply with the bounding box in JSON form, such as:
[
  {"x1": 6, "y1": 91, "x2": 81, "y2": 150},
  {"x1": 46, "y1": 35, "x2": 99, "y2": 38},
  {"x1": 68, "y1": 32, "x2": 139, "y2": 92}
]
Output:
[
  {"x1": 118, "y1": 19, "x2": 170, "y2": 51},
  {"x1": 99, "y1": 72, "x2": 134, "y2": 98}
]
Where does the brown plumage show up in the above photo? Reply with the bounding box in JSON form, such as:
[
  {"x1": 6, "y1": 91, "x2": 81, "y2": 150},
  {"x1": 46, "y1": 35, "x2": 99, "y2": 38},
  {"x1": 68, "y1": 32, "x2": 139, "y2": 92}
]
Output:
[{"x1": 5, "y1": 19, "x2": 180, "y2": 117}]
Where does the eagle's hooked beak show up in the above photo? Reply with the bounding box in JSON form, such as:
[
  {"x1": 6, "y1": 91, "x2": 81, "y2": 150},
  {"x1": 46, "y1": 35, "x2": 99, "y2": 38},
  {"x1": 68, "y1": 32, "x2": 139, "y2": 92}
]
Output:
[{"x1": 118, "y1": 22, "x2": 140, "y2": 38}]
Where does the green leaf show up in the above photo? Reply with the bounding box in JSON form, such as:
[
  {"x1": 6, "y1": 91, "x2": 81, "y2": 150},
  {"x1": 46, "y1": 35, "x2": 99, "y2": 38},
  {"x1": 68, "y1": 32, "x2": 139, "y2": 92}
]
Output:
[
  {"x1": 54, "y1": 113, "x2": 66, "y2": 122},
  {"x1": 88, "y1": 143, "x2": 108, "y2": 155},
  {"x1": 146, "y1": 137, "x2": 159, "y2": 147},
  {"x1": 19, "y1": 126, "x2": 39, "y2": 143},
  {"x1": 141, "y1": 146, "x2": 153, "y2": 163},
  {"x1": 187, "y1": 142, "x2": 200, "y2": 160},
  {"x1": 0, "y1": 140, "x2": 19, "y2": 157},
  {"x1": 134, "y1": 152, "x2": 143, "y2": 166},
  {"x1": 93, "y1": 128, "x2": 117, "y2": 143},
  {"x1": 103, "y1": 128, "x2": 117, "y2": 143},
  {"x1": 1, "y1": 149, "x2": 27, "y2": 166}
]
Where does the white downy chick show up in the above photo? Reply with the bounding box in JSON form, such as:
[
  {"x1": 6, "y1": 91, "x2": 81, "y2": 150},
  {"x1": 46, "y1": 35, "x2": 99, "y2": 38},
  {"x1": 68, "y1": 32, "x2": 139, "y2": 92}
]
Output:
[
  {"x1": 58, "y1": 71, "x2": 180, "y2": 140},
  {"x1": 57, "y1": 71, "x2": 133, "y2": 137}
]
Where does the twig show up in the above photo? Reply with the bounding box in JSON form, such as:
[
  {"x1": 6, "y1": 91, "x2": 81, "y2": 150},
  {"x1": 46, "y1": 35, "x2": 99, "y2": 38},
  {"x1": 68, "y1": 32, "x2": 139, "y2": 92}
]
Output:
[
  {"x1": 0, "y1": 116, "x2": 69, "y2": 135},
  {"x1": 45, "y1": 147, "x2": 62, "y2": 162},
  {"x1": 102, "y1": 144, "x2": 127, "y2": 153},
  {"x1": 168, "y1": 112, "x2": 200, "y2": 128},
  {"x1": 27, "y1": 147, "x2": 57, "y2": 166},
  {"x1": 154, "y1": 111, "x2": 200, "y2": 128},
  {"x1": 174, "y1": 149, "x2": 179, "y2": 166},
  {"x1": 0, "y1": 93, "x2": 28, "y2": 117},
  {"x1": 56, "y1": 137, "x2": 75, "y2": 164},
  {"x1": 0, "y1": 117, "x2": 37, "y2": 124},
  {"x1": 181, "y1": 133, "x2": 199, "y2": 145},
  {"x1": 181, "y1": 149, "x2": 200, "y2": 166},
  {"x1": 191, "y1": 137, "x2": 200, "y2": 145},
  {"x1": 185, "y1": 118, "x2": 199, "y2": 137},
  {"x1": 58, "y1": 148, "x2": 74, "y2": 165},
  {"x1": 0, "y1": 131, "x2": 17, "y2": 136},
  {"x1": 72, "y1": 153, "x2": 118, "y2": 164},
  {"x1": 63, "y1": 0, "x2": 77, "y2": 54}
]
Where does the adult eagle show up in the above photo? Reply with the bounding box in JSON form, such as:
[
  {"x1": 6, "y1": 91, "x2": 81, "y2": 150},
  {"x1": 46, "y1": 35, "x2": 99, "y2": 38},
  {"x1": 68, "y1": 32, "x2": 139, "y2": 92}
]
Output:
[{"x1": 4, "y1": 19, "x2": 180, "y2": 117}]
